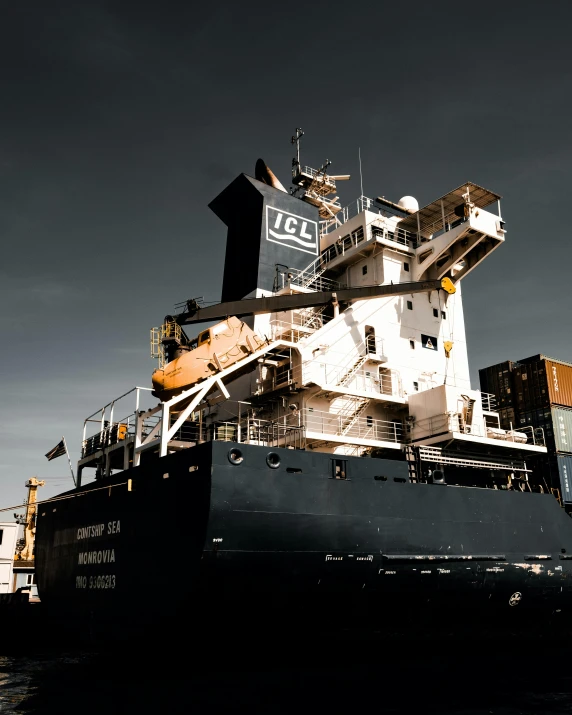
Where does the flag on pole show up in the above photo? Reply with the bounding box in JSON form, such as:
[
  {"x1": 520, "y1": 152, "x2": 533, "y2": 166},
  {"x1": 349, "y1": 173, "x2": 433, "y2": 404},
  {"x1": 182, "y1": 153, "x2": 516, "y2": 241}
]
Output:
[
  {"x1": 45, "y1": 439, "x2": 66, "y2": 461},
  {"x1": 45, "y1": 437, "x2": 76, "y2": 486}
]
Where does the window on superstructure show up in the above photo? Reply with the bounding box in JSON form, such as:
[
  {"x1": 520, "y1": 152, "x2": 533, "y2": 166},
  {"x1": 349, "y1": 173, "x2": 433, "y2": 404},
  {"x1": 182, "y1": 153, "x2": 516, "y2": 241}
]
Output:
[
  {"x1": 352, "y1": 227, "x2": 364, "y2": 244},
  {"x1": 441, "y1": 311, "x2": 446, "y2": 320},
  {"x1": 413, "y1": 381, "x2": 419, "y2": 391},
  {"x1": 365, "y1": 326, "x2": 376, "y2": 354},
  {"x1": 362, "y1": 264, "x2": 368, "y2": 276},
  {"x1": 410, "y1": 340, "x2": 415, "y2": 350},
  {"x1": 407, "y1": 301, "x2": 413, "y2": 310},
  {"x1": 404, "y1": 262, "x2": 410, "y2": 272},
  {"x1": 433, "y1": 308, "x2": 439, "y2": 318},
  {"x1": 366, "y1": 416, "x2": 373, "y2": 426},
  {"x1": 0, "y1": 529, "x2": 3, "y2": 545}
]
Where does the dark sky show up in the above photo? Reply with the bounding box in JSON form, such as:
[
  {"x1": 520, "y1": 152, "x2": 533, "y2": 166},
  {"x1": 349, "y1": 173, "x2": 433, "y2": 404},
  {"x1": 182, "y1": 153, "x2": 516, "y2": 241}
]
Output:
[{"x1": 1, "y1": 0, "x2": 572, "y2": 506}]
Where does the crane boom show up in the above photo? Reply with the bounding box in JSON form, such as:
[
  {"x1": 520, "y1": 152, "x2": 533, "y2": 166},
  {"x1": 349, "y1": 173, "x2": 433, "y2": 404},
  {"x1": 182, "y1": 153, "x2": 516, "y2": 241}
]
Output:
[{"x1": 173, "y1": 278, "x2": 455, "y2": 326}]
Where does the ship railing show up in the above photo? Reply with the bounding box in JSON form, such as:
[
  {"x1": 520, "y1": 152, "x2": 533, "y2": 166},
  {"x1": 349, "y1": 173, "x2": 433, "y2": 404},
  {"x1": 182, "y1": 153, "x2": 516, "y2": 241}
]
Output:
[
  {"x1": 210, "y1": 417, "x2": 306, "y2": 450},
  {"x1": 293, "y1": 165, "x2": 337, "y2": 188},
  {"x1": 274, "y1": 264, "x2": 344, "y2": 292},
  {"x1": 412, "y1": 413, "x2": 545, "y2": 447},
  {"x1": 256, "y1": 361, "x2": 303, "y2": 394},
  {"x1": 456, "y1": 418, "x2": 544, "y2": 446},
  {"x1": 294, "y1": 219, "x2": 417, "y2": 292},
  {"x1": 369, "y1": 223, "x2": 418, "y2": 248},
  {"x1": 501, "y1": 424, "x2": 545, "y2": 447},
  {"x1": 317, "y1": 220, "x2": 416, "y2": 268},
  {"x1": 303, "y1": 408, "x2": 403, "y2": 444},
  {"x1": 319, "y1": 195, "x2": 420, "y2": 240},
  {"x1": 416, "y1": 204, "x2": 503, "y2": 244},
  {"x1": 410, "y1": 413, "x2": 481, "y2": 440},
  {"x1": 310, "y1": 334, "x2": 386, "y2": 377},
  {"x1": 81, "y1": 386, "x2": 154, "y2": 457},
  {"x1": 270, "y1": 319, "x2": 328, "y2": 343},
  {"x1": 448, "y1": 414, "x2": 485, "y2": 437},
  {"x1": 295, "y1": 306, "x2": 332, "y2": 330},
  {"x1": 275, "y1": 363, "x2": 302, "y2": 389},
  {"x1": 311, "y1": 362, "x2": 402, "y2": 398},
  {"x1": 81, "y1": 411, "x2": 161, "y2": 459},
  {"x1": 480, "y1": 392, "x2": 498, "y2": 412},
  {"x1": 270, "y1": 313, "x2": 331, "y2": 343},
  {"x1": 320, "y1": 196, "x2": 374, "y2": 234}
]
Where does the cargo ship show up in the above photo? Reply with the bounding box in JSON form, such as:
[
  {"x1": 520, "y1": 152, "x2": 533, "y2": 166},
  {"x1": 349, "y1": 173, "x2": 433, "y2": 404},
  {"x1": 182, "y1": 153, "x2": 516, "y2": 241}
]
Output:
[{"x1": 35, "y1": 132, "x2": 572, "y2": 640}]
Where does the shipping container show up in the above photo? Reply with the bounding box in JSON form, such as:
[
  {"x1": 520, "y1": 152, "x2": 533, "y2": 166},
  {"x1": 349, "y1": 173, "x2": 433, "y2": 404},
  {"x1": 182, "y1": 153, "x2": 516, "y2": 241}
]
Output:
[
  {"x1": 517, "y1": 405, "x2": 572, "y2": 454},
  {"x1": 498, "y1": 407, "x2": 517, "y2": 430},
  {"x1": 525, "y1": 453, "x2": 563, "y2": 495},
  {"x1": 513, "y1": 362, "x2": 549, "y2": 412},
  {"x1": 543, "y1": 358, "x2": 572, "y2": 408},
  {"x1": 514, "y1": 355, "x2": 572, "y2": 410},
  {"x1": 552, "y1": 406, "x2": 572, "y2": 454},
  {"x1": 478, "y1": 361, "x2": 516, "y2": 410},
  {"x1": 557, "y1": 453, "x2": 572, "y2": 504}
]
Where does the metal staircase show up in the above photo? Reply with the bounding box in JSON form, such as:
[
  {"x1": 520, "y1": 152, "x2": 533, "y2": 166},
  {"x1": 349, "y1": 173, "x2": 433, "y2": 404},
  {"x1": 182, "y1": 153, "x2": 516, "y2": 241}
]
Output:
[
  {"x1": 297, "y1": 304, "x2": 328, "y2": 331},
  {"x1": 339, "y1": 397, "x2": 370, "y2": 435},
  {"x1": 307, "y1": 398, "x2": 370, "y2": 449},
  {"x1": 289, "y1": 252, "x2": 341, "y2": 291},
  {"x1": 336, "y1": 355, "x2": 368, "y2": 387},
  {"x1": 459, "y1": 396, "x2": 476, "y2": 434}
]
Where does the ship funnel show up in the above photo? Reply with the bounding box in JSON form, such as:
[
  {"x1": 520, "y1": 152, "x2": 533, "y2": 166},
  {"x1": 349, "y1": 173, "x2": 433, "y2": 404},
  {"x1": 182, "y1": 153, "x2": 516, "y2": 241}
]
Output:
[
  {"x1": 255, "y1": 159, "x2": 287, "y2": 193},
  {"x1": 209, "y1": 170, "x2": 319, "y2": 302}
]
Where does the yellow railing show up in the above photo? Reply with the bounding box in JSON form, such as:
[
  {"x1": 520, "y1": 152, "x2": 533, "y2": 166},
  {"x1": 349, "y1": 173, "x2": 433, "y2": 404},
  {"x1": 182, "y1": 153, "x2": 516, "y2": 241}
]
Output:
[{"x1": 150, "y1": 321, "x2": 183, "y2": 368}]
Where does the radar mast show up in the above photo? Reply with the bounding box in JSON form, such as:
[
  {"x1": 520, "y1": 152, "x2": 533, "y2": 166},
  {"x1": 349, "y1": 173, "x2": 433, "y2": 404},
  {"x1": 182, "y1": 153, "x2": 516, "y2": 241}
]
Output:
[{"x1": 290, "y1": 128, "x2": 350, "y2": 221}]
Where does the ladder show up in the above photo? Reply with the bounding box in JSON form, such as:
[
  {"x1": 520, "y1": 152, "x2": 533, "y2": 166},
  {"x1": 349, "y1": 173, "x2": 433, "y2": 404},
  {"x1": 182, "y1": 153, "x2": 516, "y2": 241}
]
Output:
[
  {"x1": 340, "y1": 398, "x2": 370, "y2": 435},
  {"x1": 337, "y1": 356, "x2": 368, "y2": 387},
  {"x1": 297, "y1": 304, "x2": 328, "y2": 331},
  {"x1": 294, "y1": 254, "x2": 330, "y2": 289},
  {"x1": 405, "y1": 445, "x2": 419, "y2": 482}
]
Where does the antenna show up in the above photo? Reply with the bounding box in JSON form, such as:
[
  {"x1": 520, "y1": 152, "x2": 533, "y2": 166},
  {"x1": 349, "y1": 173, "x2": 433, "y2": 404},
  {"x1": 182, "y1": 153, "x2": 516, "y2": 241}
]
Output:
[
  {"x1": 290, "y1": 129, "x2": 350, "y2": 225},
  {"x1": 291, "y1": 128, "x2": 304, "y2": 172},
  {"x1": 358, "y1": 147, "x2": 364, "y2": 197}
]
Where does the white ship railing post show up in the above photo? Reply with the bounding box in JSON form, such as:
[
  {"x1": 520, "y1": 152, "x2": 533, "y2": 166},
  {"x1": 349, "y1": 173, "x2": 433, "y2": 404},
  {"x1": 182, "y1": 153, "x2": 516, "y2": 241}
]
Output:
[
  {"x1": 133, "y1": 410, "x2": 143, "y2": 467},
  {"x1": 160, "y1": 402, "x2": 169, "y2": 457}
]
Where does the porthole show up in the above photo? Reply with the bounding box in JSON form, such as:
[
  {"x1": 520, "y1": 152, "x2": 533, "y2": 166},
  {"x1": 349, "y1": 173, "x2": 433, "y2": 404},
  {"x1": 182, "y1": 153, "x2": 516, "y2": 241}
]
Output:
[
  {"x1": 266, "y1": 452, "x2": 281, "y2": 469},
  {"x1": 228, "y1": 448, "x2": 244, "y2": 465}
]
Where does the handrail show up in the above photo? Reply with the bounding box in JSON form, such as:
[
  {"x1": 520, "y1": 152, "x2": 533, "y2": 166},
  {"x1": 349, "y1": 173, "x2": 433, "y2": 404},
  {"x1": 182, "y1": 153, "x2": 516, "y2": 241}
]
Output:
[
  {"x1": 303, "y1": 408, "x2": 402, "y2": 444},
  {"x1": 83, "y1": 386, "x2": 153, "y2": 423}
]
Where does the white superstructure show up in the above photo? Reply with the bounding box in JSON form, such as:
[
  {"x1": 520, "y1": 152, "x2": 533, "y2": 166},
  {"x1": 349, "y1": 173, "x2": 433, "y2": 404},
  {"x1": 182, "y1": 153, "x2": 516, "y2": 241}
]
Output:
[
  {"x1": 214, "y1": 182, "x2": 544, "y2": 460},
  {"x1": 76, "y1": 144, "x2": 547, "y2": 489}
]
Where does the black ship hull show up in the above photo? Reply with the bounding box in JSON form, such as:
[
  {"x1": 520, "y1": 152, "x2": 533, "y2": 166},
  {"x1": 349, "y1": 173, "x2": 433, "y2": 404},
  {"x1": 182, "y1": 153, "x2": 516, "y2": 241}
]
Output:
[{"x1": 36, "y1": 442, "x2": 572, "y2": 641}]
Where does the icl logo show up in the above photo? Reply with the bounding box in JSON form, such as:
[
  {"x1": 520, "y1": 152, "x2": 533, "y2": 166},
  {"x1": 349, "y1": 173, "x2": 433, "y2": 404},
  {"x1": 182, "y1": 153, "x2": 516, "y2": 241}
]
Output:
[{"x1": 266, "y1": 206, "x2": 318, "y2": 255}]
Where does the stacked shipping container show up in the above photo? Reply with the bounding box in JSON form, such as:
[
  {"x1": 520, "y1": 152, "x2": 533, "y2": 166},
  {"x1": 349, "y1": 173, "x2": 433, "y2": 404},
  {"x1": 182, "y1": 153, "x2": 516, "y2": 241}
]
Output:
[
  {"x1": 478, "y1": 355, "x2": 572, "y2": 504},
  {"x1": 478, "y1": 361, "x2": 517, "y2": 430}
]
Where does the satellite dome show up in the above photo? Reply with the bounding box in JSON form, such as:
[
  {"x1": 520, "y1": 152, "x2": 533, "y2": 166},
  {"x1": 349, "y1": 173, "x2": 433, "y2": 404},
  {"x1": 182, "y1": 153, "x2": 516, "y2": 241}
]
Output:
[{"x1": 398, "y1": 196, "x2": 419, "y2": 213}]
